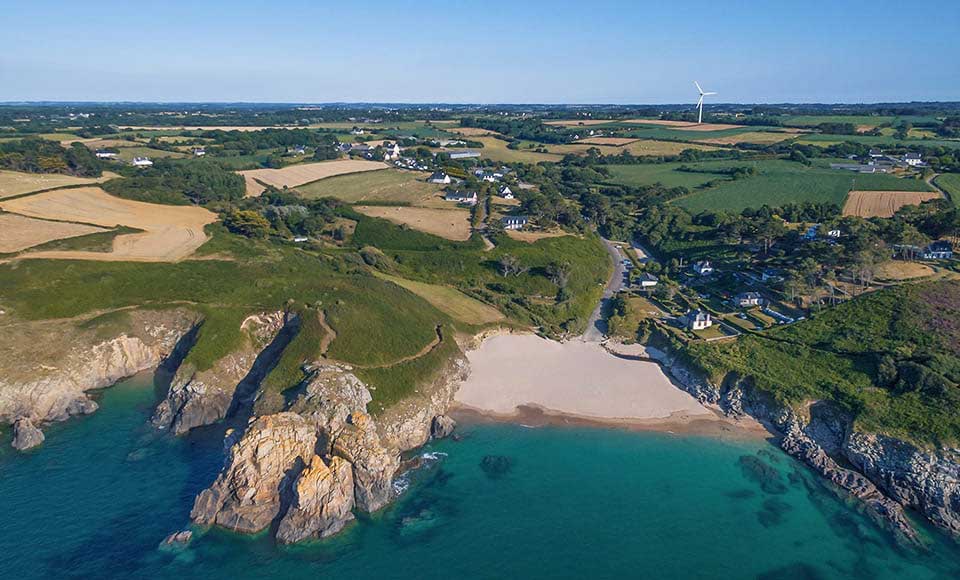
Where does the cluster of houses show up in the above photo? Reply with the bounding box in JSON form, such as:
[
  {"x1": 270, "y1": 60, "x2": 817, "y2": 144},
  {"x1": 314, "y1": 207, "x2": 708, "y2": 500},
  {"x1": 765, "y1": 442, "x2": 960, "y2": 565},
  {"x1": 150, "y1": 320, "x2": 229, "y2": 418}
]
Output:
[
  {"x1": 895, "y1": 240, "x2": 955, "y2": 260},
  {"x1": 830, "y1": 149, "x2": 925, "y2": 174}
]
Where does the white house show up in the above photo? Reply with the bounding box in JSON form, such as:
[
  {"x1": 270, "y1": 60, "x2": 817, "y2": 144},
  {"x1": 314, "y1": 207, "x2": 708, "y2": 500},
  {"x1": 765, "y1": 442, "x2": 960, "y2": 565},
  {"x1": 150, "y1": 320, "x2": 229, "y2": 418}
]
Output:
[
  {"x1": 922, "y1": 240, "x2": 953, "y2": 260},
  {"x1": 428, "y1": 171, "x2": 452, "y2": 184},
  {"x1": 684, "y1": 309, "x2": 713, "y2": 331},
  {"x1": 382, "y1": 142, "x2": 401, "y2": 160},
  {"x1": 903, "y1": 152, "x2": 923, "y2": 167},
  {"x1": 192, "y1": 147, "x2": 206, "y2": 157},
  {"x1": 692, "y1": 260, "x2": 714, "y2": 276},
  {"x1": 445, "y1": 191, "x2": 478, "y2": 206},
  {"x1": 349, "y1": 127, "x2": 364, "y2": 135},
  {"x1": 95, "y1": 150, "x2": 117, "y2": 159},
  {"x1": 638, "y1": 272, "x2": 658, "y2": 289},
  {"x1": 131, "y1": 157, "x2": 153, "y2": 167},
  {"x1": 498, "y1": 185, "x2": 514, "y2": 199},
  {"x1": 501, "y1": 215, "x2": 528, "y2": 230},
  {"x1": 735, "y1": 292, "x2": 763, "y2": 307}
]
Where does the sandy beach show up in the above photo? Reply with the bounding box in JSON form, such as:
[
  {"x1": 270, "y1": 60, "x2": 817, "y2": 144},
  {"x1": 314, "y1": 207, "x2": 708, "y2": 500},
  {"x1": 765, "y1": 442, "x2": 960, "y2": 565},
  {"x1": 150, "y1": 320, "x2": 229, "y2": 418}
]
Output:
[{"x1": 454, "y1": 334, "x2": 714, "y2": 423}]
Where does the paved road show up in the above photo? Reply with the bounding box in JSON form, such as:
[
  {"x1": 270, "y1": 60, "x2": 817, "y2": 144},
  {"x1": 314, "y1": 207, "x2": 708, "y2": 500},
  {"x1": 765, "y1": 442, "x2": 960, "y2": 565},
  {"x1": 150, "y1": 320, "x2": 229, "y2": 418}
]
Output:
[{"x1": 582, "y1": 238, "x2": 627, "y2": 342}]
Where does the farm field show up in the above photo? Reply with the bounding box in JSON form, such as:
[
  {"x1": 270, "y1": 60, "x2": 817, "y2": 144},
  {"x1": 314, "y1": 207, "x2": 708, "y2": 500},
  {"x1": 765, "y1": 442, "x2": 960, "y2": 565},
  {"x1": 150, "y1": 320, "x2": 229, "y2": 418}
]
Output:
[
  {"x1": 671, "y1": 159, "x2": 934, "y2": 212},
  {"x1": 455, "y1": 136, "x2": 562, "y2": 163},
  {"x1": 574, "y1": 137, "x2": 640, "y2": 146},
  {"x1": 114, "y1": 146, "x2": 188, "y2": 162},
  {"x1": 505, "y1": 229, "x2": 574, "y2": 243},
  {"x1": 0, "y1": 213, "x2": 108, "y2": 253},
  {"x1": 604, "y1": 163, "x2": 730, "y2": 189},
  {"x1": 933, "y1": 173, "x2": 960, "y2": 200},
  {"x1": 295, "y1": 169, "x2": 444, "y2": 204},
  {"x1": 796, "y1": 132, "x2": 960, "y2": 150},
  {"x1": 448, "y1": 127, "x2": 500, "y2": 136},
  {"x1": 372, "y1": 272, "x2": 504, "y2": 325},
  {"x1": 697, "y1": 131, "x2": 797, "y2": 145},
  {"x1": 777, "y1": 114, "x2": 939, "y2": 128},
  {"x1": 0, "y1": 169, "x2": 118, "y2": 199},
  {"x1": 239, "y1": 159, "x2": 388, "y2": 196},
  {"x1": 842, "y1": 190, "x2": 942, "y2": 218},
  {"x1": 625, "y1": 119, "x2": 745, "y2": 131},
  {"x1": 354, "y1": 205, "x2": 473, "y2": 240},
  {"x1": 0, "y1": 186, "x2": 217, "y2": 261},
  {"x1": 875, "y1": 261, "x2": 935, "y2": 281},
  {"x1": 543, "y1": 119, "x2": 614, "y2": 127}
]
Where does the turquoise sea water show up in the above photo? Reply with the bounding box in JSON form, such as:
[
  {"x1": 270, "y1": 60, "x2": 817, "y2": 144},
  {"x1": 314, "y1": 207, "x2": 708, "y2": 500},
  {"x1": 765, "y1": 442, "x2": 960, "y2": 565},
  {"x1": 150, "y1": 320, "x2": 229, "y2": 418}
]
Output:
[{"x1": 1, "y1": 374, "x2": 959, "y2": 579}]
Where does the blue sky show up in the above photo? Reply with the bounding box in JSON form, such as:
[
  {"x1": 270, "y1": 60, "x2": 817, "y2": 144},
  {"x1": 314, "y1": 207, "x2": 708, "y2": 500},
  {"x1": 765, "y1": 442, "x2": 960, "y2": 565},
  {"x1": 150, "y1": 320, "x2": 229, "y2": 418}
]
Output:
[{"x1": 1, "y1": 0, "x2": 957, "y2": 103}]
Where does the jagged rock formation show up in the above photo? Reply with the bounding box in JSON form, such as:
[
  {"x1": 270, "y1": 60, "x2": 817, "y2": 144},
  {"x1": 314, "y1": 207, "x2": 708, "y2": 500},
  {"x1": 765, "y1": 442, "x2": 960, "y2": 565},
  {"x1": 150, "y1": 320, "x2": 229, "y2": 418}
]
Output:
[
  {"x1": 192, "y1": 350, "x2": 468, "y2": 543},
  {"x1": 0, "y1": 308, "x2": 199, "y2": 449},
  {"x1": 431, "y1": 415, "x2": 456, "y2": 439},
  {"x1": 650, "y1": 347, "x2": 960, "y2": 542},
  {"x1": 276, "y1": 455, "x2": 355, "y2": 543},
  {"x1": 11, "y1": 417, "x2": 44, "y2": 450},
  {"x1": 191, "y1": 412, "x2": 318, "y2": 533},
  {"x1": 152, "y1": 311, "x2": 289, "y2": 435}
]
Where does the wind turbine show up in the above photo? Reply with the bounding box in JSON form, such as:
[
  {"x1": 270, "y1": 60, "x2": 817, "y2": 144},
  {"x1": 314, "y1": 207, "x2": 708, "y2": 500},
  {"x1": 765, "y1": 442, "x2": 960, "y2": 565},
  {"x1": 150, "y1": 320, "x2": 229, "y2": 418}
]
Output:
[{"x1": 694, "y1": 81, "x2": 717, "y2": 124}]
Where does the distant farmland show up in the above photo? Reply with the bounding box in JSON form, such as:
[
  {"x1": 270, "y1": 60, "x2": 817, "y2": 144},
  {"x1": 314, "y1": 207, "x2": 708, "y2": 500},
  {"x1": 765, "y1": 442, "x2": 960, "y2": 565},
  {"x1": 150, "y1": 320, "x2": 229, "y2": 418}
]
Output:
[
  {"x1": 239, "y1": 159, "x2": 389, "y2": 196},
  {"x1": 296, "y1": 169, "x2": 443, "y2": 204},
  {"x1": 672, "y1": 160, "x2": 934, "y2": 213},
  {"x1": 843, "y1": 190, "x2": 942, "y2": 218},
  {"x1": 934, "y1": 173, "x2": 960, "y2": 201}
]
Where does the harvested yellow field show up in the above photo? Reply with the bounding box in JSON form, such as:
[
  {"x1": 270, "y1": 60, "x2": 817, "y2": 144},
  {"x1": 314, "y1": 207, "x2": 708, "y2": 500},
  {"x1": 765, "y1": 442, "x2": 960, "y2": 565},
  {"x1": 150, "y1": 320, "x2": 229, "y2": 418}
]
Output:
[
  {"x1": 373, "y1": 272, "x2": 504, "y2": 325},
  {"x1": 544, "y1": 119, "x2": 613, "y2": 127},
  {"x1": 355, "y1": 205, "x2": 472, "y2": 240},
  {"x1": 550, "y1": 140, "x2": 719, "y2": 157},
  {"x1": 697, "y1": 131, "x2": 795, "y2": 145},
  {"x1": 625, "y1": 119, "x2": 745, "y2": 131},
  {"x1": 120, "y1": 125, "x2": 292, "y2": 132},
  {"x1": 239, "y1": 159, "x2": 389, "y2": 196},
  {"x1": 0, "y1": 170, "x2": 118, "y2": 199},
  {"x1": 842, "y1": 190, "x2": 941, "y2": 218},
  {"x1": 574, "y1": 137, "x2": 640, "y2": 146},
  {"x1": 0, "y1": 213, "x2": 108, "y2": 253},
  {"x1": 505, "y1": 229, "x2": 573, "y2": 243},
  {"x1": 0, "y1": 187, "x2": 217, "y2": 261},
  {"x1": 876, "y1": 261, "x2": 935, "y2": 281},
  {"x1": 450, "y1": 127, "x2": 502, "y2": 136}
]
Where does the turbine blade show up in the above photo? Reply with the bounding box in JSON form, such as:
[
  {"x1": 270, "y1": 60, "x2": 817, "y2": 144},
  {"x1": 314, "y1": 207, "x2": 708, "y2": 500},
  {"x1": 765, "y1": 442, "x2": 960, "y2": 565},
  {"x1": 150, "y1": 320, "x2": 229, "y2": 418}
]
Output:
[
  {"x1": 694, "y1": 80, "x2": 703, "y2": 94},
  {"x1": 704, "y1": 91, "x2": 717, "y2": 96}
]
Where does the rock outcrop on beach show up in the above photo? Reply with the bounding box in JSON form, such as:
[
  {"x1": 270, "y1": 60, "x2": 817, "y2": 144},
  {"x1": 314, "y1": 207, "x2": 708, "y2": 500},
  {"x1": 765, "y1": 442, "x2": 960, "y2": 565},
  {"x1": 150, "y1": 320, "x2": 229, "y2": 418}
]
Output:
[
  {"x1": 191, "y1": 412, "x2": 318, "y2": 533},
  {"x1": 0, "y1": 308, "x2": 199, "y2": 449},
  {"x1": 276, "y1": 455, "x2": 355, "y2": 543},
  {"x1": 152, "y1": 311, "x2": 290, "y2": 435},
  {"x1": 11, "y1": 417, "x2": 45, "y2": 450},
  {"x1": 651, "y1": 346, "x2": 960, "y2": 543},
  {"x1": 191, "y1": 349, "x2": 469, "y2": 543}
]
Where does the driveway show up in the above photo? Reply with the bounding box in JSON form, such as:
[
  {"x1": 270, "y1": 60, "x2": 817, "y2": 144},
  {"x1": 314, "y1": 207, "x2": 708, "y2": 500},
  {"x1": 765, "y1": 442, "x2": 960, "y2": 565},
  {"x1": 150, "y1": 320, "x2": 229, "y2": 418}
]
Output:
[{"x1": 582, "y1": 238, "x2": 627, "y2": 342}]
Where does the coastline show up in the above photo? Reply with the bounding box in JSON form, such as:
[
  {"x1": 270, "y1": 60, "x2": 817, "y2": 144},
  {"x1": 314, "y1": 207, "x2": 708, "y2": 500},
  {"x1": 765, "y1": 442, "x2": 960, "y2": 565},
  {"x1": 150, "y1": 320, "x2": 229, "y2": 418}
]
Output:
[
  {"x1": 452, "y1": 331, "x2": 769, "y2": 441},
  {"x1": 450, "y1": 403, "x2": 770, "y2": 441}
]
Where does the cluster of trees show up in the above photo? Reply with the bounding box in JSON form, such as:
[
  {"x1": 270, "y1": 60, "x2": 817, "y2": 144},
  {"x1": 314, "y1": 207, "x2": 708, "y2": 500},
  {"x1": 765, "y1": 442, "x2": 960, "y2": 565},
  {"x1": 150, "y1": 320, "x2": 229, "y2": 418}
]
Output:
[
  {"x1": 225, "y1": 189, "x2": 344, "y2": 239},
  {"x1": 0, "y1": 138, "x2": 102, "y2": 176},
  {"x1": 198, "y1": 128, "x2": 339, "y2": 156},
  {"x1": 459, "y1": 117, "x2": 572, "y2": 144},
  {"x1": 103, "y1": 159, "x2": 244, "y2": 205}
]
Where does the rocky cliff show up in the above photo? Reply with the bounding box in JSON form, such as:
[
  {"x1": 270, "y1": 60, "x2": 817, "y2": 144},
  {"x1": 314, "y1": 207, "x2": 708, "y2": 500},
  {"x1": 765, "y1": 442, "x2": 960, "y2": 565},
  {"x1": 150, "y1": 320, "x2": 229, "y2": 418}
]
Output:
[
  {"x1": 0, "y1": 308, "x2": 199, "y2": 448},
  {"x1": 191, "y1": 349, "x2": 468, "y2": 544},
  {"x1": 648, "y1": 346, "x2": 960, "y2": 543},
  {"x1": 152, "y1": 311, "x2": 290, "y2": 435}
]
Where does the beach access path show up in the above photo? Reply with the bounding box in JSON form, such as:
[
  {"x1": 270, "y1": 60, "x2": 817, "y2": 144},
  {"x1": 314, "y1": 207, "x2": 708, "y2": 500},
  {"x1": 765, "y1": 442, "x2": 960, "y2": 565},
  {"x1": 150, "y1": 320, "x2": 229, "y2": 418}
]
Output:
[{"x1": 582, "y1": 237, "x2": 626, "y2": 342}]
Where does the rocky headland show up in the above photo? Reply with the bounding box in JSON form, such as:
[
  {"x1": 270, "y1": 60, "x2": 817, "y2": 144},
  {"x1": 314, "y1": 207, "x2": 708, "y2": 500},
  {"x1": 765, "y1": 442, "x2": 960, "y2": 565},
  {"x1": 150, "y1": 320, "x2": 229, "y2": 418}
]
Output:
[{"x1": 644, "y1": 344, "x2": 960, "y2": 544}]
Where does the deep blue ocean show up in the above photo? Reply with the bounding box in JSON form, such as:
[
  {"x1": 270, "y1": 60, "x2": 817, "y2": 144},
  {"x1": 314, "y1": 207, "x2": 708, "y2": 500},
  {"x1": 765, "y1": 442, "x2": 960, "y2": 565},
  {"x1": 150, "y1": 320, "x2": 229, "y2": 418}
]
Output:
[{"x1": 1, "y1": 374, "x2": 958, "y2": 579}]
